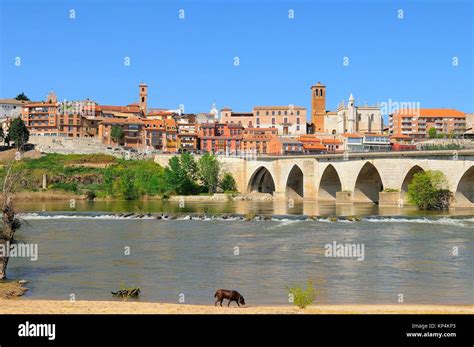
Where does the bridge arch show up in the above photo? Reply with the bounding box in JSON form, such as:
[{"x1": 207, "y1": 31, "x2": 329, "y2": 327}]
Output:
[
  {"x1": 353, "y1": 162, "x2": 383, "y2": 203},
  {"x1": 247, "y1": 166, "x2": 276, "y2": 194},
  {"x1": 318, "y1": 164, "x2": 342, "y2": 201},
  {"x1": 401, "y1": 165, "x2": 425, "y2": 195},
  {"x1": 285, "y1": 164, "x2": 304, "y2": 199},
  {"x1": 455, "y1": 166, "x2": 474, "y2": 206}
]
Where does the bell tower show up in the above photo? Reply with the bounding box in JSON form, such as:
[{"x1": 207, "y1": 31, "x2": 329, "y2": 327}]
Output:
[
  {"x1": 311, "y1": 82, "x2": 326, "y2": 133},
  {"x1": 139, "y1": 83, "x2": 148, "y2": 115}
]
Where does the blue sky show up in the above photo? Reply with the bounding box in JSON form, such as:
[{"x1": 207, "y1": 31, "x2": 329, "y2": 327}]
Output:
[{"x1": 1, "y1": 0, "x2": 472, "y2": 119}]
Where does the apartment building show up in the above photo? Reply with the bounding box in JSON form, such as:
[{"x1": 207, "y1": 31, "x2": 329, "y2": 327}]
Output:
[
  {"x1": 177, "y1": 119, "x2": 198, "y2": 152},
  {"x1": 199, "y1": 122, "x2": 243, "y2": 154},
  {"x1": 241, "y1": 127, "x2": 281, "y2": 154},
  {"x1": 389, "y1": 109, "x2": 466, "y2": 139},
  {"x1": 98, "y1": 118, "x2": 145, "y2": 148},
  {"x1": 21, "y1": 91, "x2": 60, "y2": 136},
  {"x1": 220, "y1": 105, "x2": 307, "y2": 136}
]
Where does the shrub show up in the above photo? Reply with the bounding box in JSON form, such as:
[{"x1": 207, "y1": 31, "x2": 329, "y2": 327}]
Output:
[
  {"x1": 289, "y1": 280, "x2": 317, "y2": 309},
  {"x1": 220, "y1": 173, "x2": 237, "y2": 192},
  {"x1": 408, "y1": 170, "x2": 453, "y2": 210},
  {"x1": 85, "y1": 190, "x2": 96, "y2": 201}
]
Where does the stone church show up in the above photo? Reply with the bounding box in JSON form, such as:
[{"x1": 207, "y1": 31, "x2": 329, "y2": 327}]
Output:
[{"x1": 310, "y1": 82, "x2": 383, "y2": 135}]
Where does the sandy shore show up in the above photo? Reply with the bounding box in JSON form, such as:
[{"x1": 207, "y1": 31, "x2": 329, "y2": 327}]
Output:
[{"x1": 0, "y1": 300, "x2": 473, "y2": 314}]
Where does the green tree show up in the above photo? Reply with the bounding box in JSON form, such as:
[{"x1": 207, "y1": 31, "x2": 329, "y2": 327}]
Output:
[
  {"x1": 198, "y1": 153, "x2": 220, "y2": 194},
  {"x1": 111, "y1": 125, "x2": 124, "y2": 143},
  {"x1": 220, "y1": 172, "x2": 237, "y2": 192},
  {"x1": 408, "y1": 170, "x2": 453, "y2": 210},
  {"x1": 0, "y1": 127, "x2": 4, "y2": 143},
  {"x1": 113, "y1": 171, "x2": 138, "y2": 200},
  {"x1": 15, "y1": 92, "x2": 30, "y2": 101},
  {"x1": 164, "y1": 153, "x2": 199, "y2": 195},
  {"x1": 8, "y1": 118, "x2": 30, "y2": 149},
  {"x1": 428, "y1": 127, "x2": 437, "y2": 139}
]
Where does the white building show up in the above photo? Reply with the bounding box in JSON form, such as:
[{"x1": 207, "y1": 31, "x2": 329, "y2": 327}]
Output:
[
  {"x1": 0, "y1": 98, "x2": 27, "y2": 120},
  {"x1": 196, "y1": 102, "x2": 219, "y2": 124},
  {"x1": 324, "y1": 94, "x2": 383, "y2": 134}
]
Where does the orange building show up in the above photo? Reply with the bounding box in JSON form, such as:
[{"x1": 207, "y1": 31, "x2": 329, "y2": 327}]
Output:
[
  {"x1": 199, "y1": 122, "x2": 243, "y2": 154},
  {"x1": 321, "y1": 138, "x2": 343, "y2": 153},
  {"x1": 241, "y1": 127, "x2": 282, "y2": 154},
  {"x1": 143, "y1": 119, "x2": 166, "y2": 150},
  {"x1": 298, "y1": 134, "x2": 326, "y2": 154},
  {"x1": 390, "y1": 134, "x2": 416, "y2": 151},
  {"x1": 21, "y1": 91, "x2": 59, "y2": 136},
  {"x1": 98, "y1": 118, "x2": 144, "y2": 148},
  {"x1": 177, "y1": 120, "x2": 198, "y2": 152},
  {"x1": 163, "y1": 119, "x2": 178, "y2": 153},
  {"x1": 389, "y1": 109, "x2": 466, "y2": 139}
]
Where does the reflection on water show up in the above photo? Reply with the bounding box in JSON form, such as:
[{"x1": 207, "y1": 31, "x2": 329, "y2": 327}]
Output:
[{"x1": 18, "y1": 199, "x2": 474, "y2": 217}]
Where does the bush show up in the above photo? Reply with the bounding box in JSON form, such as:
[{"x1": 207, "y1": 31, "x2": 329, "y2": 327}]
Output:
[
  {"x1": 220, "y1": 173, "x2": 237, "y2": 192},
  {"x1": 85, "y1": 190, "x2": 96, "y2": 201},
  {"x1": 408, "y1": 170, "x2": 453, "y2": 210},
  {"x1": 289, "y1": 280, "x2": 317, "y2": 309}
]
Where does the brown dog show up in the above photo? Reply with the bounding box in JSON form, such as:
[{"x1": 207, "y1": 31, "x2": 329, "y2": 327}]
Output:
[{"x1": 214, "y1": 289, "x2": 246, "y2": 307}]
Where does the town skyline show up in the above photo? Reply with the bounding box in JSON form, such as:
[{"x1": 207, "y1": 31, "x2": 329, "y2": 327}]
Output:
[{"x1": 1, "y1": 0, "x2": 472, "y2": 115}]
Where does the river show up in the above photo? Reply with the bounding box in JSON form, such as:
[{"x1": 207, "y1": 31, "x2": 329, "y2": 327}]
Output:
[{"x1": 8, "y1": 200, "x2": 474, "y2": 305}]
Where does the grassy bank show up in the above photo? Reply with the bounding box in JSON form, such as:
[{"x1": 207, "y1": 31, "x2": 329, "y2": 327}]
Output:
[
  {"x1": 1, "y1": 153, "x2": 238, "y2": 201},
  {"x1": 1, "y1": 153, "x2": 169, "y2": 200}
]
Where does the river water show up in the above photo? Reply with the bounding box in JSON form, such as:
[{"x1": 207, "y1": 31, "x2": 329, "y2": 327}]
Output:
[{"x1": 8, "y1": 200, "x2": 474, "y2": 305}]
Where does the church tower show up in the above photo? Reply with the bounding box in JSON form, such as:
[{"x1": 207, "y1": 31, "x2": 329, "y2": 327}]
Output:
[
  {"x1": 139, "y1": 83, "x2": 148, "y2": 115},
  {"x1": 347, "y1": 93, "x2": 356, "y2": 133},
  {"x1": 311, "y1": 82, "x2": 326, "y2": 133}
]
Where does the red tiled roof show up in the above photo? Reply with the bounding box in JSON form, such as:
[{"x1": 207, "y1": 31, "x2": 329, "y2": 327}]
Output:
[
  {"x1": 321, "y1": 138, "x2": 343, "y2": 145},
  {"x1": 303, "y1": 143, "x2": 326, "y2": 150},
  {"x1": 390, "y1": 134, "x2": 412, "y2": 139},
  {"x1": 101, "y1": 118, "x2": 143, "y2": 125},
  {"x1": 97, "y1": 105, "x2": 141, "y2": 113},
  {"x1": 395, "y1": 109, "x2": 465, "y2": 118}
]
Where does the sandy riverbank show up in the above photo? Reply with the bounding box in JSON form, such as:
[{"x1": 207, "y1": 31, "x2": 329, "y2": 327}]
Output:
[{"x1": 0, "y1": 300, "x2": 473, "y2": 314}]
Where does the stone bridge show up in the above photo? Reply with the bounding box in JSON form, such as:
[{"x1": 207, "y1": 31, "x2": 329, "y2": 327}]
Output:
[{"x1": 154, "y1": 150, "x2": 474, "y2": 207}]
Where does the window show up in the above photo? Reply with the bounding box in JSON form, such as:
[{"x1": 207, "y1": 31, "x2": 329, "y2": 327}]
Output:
[{"x1": 272, "y1": 118, "x2": 275, "y2": 124}]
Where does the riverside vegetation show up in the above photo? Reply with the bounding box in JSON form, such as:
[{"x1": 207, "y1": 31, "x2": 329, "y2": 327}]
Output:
[{"x1": 0, "y1": 152, "x2": 237, "y2": 200}]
